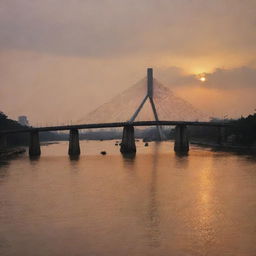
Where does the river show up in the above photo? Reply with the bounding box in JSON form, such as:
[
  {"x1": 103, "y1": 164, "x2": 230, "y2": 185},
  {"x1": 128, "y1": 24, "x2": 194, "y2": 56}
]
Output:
[{"x1": 0, "y1": 140, "x2": 256, "y2": 256}]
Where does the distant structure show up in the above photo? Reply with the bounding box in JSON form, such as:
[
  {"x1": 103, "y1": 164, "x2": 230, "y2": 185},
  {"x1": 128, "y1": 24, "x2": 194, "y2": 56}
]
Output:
[{"x1": 18, "y1": 116, "x2": 29, "y2": 126}]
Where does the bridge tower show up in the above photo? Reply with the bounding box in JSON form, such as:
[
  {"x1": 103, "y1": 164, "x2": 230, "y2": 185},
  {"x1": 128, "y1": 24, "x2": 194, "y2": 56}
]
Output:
[
  {"x1": 147, "y1": 68, "x2": 153, "y2": 98},
  {"x1": 121, "y1": 68, "x2": 164, "y2": 154},
  {"x1": 128, "y1": 68, "x2": 163, "y2": 137}
]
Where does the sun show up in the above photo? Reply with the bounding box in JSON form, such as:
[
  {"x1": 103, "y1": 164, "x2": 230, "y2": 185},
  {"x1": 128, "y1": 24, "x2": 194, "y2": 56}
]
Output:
[
  {"x1": 200, "y1": 76, "x2": 206, "y2": 82},
  {"x1": 197, "y1": 73, "x2": 207, "y2": 82}
]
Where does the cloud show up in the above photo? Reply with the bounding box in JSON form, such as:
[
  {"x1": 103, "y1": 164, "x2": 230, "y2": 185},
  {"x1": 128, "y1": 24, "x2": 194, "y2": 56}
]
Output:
[
  {"x1": 205, "y1": 66, "x2": 256, "y2": 89},
  {"x1": 156, "y1": 66, "x2": 256, "y2": 90},
  {"x1": 0, "y1": 0, "x2": 256, "y2": 59},
  {"x1": 155, "y1": 67, "x2": 197, "y2": 86},
  {"x1": 1, "y1": 1, "x2": 256, "y2": 122},
  {"x1": 0, "y1": 49, "x2": 255, "y2": 123},
  {"x1": 155, "y1": 65, "x2": 256, "y2": 117}
]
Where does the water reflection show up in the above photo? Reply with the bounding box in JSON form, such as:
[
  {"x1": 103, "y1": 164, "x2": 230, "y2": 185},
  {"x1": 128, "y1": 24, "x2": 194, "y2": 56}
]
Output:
[
  {"x1": 69, "y1": 155, "x2": 80, "y2": 161},
  {"x1": 68, "y1": 155, "x2": 80, "y2": 172},
  {"x1": 0, "y1": 161, "x2": 10, "y2": 183},
  {"x1": 121, "y1": 142, "x2": 161, "y2": 247},
  {"x1": 1, "y1": 141, "x2": 256, "y2": 256},
  {"x1": 196, "y1": 158, "x2": 216, "y2": 249},
  {"x1": 122, "y1": 153, "x2": 136, "y2": 171},
  {"x1": 29, "y1": 155, "x2": 40, "y2": 161},
  {"x1": 174, "y1": 152, "x2": 189, "y2": 170},
  {"x1": 146, "y1": 142, "x2": 161, "y2": 248},
  {"x1": 0, "y1": 160, "x2": 9, "y2": 168},
  {"x1": 122, "y1": 152, "x2": 136, "y2": 160},
  {"x1": 175, "y1": 151, "x2": 189, "y2": 157}
]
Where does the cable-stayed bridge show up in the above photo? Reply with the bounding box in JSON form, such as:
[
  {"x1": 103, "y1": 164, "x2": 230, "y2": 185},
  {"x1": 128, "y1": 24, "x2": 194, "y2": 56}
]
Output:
[
  {"x1": 77, "y1": 71, "x2": 209, "y2": 124},
  {"x1": 0, "y1": 68, "x2": 229, "y2": 157}
]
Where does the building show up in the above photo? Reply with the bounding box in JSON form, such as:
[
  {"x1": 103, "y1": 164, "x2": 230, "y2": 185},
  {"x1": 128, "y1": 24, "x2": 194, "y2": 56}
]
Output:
[{"x1": 18, "y1": 116, "x2": 29, "y2": 126}]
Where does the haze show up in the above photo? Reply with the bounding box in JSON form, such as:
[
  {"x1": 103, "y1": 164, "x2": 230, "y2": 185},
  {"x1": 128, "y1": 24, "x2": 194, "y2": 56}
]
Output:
[{"x1": 1, "y1": 0, "x2": 256, "y2": 125}]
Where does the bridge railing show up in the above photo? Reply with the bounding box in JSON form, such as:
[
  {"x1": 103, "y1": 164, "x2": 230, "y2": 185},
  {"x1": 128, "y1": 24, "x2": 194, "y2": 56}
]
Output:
[{"x1": 0, "y1": 120, "x2": 230, "y2": 135}]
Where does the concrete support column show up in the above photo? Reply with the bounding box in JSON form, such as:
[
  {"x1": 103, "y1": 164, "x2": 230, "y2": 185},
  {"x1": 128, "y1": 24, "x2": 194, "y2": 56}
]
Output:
[
  {"x1": 217, "y1": 126, "x2": 226, "y2": 146},
  {"x1": 120, "y1": 126, "x2": 136, "y2": 154},
  {"x1": 0, "y1": 134, "x2": 7, "y2": 150},
  {"x1": 29, "y1": 131, "x2": 41, "y2": 157},
  {"x1": 174, "y1": 125, "x2": 189, "y2": 153},
  {"x1": 68, "y1": 129, "x2": 80, "y2": 156}
]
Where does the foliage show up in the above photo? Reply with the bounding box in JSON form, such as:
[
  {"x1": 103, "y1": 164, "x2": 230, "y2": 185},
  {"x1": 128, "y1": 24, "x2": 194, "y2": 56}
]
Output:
[
  {"x1": 229, "y1": 113, "x2": 256, "y2": 145},
  {"x1": 188, "y1": 113, "x2": 256, "y2": 147},
  {"x1": 0, "y1": 112, "x2": 7, "y2": 120},
  {"x1": 0, "y1": 111, "x2": 61, "y2": 146},
  {"x1": 0, "y1": 112, "x2": 29, "y2": 145}
]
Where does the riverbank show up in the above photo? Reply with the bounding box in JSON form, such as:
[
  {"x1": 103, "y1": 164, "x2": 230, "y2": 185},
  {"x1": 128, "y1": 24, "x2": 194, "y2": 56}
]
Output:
[
  {"x1": 191, "y1": 140, "x2": 256, "y2": 154},
  {"x1": 0, "y1": 147, "x2": 26, "y2": 159}
]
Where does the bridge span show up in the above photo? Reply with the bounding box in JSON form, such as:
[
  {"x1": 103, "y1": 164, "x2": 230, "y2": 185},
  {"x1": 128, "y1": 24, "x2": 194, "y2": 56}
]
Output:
[
  {"x1": 0, "y1": 120, "x2": 230, "y2": 157},
  {"x1": 0, "y1": 68, "x2": 231, "y2": 157}
]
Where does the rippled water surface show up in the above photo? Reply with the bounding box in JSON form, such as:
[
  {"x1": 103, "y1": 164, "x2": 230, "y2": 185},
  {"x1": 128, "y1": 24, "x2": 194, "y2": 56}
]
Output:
[{"x1": 0, "y1": 141, "x2": 256, "y2": 256}]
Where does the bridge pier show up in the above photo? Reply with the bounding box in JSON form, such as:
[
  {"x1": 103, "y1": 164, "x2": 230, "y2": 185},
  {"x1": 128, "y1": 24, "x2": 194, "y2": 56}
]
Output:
[
  {"x1": 120, "y1": 126, "x2": 136, "y2": 154},
  {"x1": 217, "y1": 126, "x2": 226, "y2": 146},
  {"x1": 68, "y1": 129, "x2": 80, "y2": 156},
  {"x1": 0, "y1": 134, "x2": 7, "y2": 150},
  {"x1": 29, "y1": 131, "x2": 41, "y2": 157},
  {"x1": 174, "y1": 125, "x2": 189, "y2": 153}
]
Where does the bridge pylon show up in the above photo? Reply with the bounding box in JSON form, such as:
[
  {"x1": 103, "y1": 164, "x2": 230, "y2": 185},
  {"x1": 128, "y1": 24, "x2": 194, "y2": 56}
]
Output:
[{"x1": 128, "y1": 68, "x2": 164, "y2": 141}]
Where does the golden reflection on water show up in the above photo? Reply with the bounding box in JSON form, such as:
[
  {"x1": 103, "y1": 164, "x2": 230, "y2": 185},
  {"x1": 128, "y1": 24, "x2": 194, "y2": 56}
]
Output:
[
  {"x1": 196, "y1": 156, "x2": 216, "y2": 252},
  {"x1": 146, "y1": 142, "x2": 161, "y2": 248},
  {"x1": 121, "y1": 143, "x2": 161, "y2": 248},
  {"x1": 0, "y1": 141, "x2": 256, "y2": 256}
]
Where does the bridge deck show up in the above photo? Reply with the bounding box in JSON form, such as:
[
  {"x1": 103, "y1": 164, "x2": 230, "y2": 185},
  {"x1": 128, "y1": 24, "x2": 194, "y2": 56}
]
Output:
[{"x1": 0, "y1": 121, "x2": 231, "y2": 135}]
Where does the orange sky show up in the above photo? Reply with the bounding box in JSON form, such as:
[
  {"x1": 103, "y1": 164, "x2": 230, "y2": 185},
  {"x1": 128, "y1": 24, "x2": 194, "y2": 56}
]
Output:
[{"x1": 0, "y1": 0, "x2": 256, "y2": 124}]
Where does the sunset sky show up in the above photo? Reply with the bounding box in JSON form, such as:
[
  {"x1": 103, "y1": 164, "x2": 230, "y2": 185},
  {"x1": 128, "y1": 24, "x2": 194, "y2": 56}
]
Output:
[{"x1": 1, "y1": 0, "x2": 256, "y2": 125}]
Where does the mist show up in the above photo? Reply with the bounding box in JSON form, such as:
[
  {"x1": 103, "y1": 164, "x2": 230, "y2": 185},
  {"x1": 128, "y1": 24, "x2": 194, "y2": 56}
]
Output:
[{"x1": 1, "y1": 0, "x2": 256, "y2": 124}]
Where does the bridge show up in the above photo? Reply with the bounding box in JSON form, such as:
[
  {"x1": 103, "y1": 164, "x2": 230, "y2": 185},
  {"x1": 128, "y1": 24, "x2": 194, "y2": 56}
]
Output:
[{"x1": 0, "y1": 68, "x2": 230, "y2": 157}]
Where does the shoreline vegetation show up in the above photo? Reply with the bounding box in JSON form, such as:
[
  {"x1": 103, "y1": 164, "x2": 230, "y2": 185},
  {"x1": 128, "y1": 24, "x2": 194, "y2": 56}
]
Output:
[{"x1": 190, "y1": 140, "x2": 256, "y2": 154}]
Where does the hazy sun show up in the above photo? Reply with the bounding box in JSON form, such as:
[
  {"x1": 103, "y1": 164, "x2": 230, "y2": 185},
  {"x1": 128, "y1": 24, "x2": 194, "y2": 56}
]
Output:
[
  {"x1": 200, "y1": 76, "x2": 206, "y2": 82},
  {"x1": 197, "y1": 73, "x2": 207, "y2": 82}
]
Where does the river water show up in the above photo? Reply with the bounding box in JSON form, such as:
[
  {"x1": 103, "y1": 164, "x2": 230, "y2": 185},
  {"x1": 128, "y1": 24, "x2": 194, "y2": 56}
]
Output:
[{"x1": 0, "y1": 140, "x2": 256, "y2": 256}]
